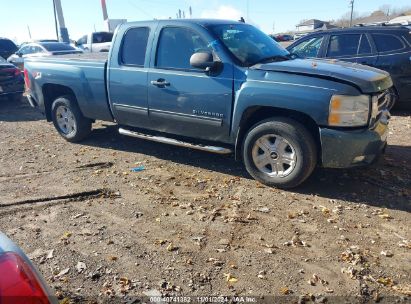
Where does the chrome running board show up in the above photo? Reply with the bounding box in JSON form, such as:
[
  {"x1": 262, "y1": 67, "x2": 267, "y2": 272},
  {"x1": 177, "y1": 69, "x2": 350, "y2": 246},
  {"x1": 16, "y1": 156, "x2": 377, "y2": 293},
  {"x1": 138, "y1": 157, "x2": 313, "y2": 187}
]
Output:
[{"x1": 119, "y1": 128, "x2": 233, "y2": 155}]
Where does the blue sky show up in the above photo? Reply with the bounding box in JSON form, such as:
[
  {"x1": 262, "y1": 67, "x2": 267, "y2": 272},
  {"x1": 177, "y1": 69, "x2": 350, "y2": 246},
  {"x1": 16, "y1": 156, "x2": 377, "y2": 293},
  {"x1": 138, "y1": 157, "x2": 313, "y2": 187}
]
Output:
[{"x1": 1, "y1": 0, "x2": 410, "y2": 43}]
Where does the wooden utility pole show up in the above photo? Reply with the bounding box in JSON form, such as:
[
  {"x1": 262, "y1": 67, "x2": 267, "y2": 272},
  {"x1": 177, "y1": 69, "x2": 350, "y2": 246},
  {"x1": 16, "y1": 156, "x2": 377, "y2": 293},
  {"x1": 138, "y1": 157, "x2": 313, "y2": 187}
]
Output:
[{"x1": 349, "y1": 0, "x2": 355, "y2": 27}]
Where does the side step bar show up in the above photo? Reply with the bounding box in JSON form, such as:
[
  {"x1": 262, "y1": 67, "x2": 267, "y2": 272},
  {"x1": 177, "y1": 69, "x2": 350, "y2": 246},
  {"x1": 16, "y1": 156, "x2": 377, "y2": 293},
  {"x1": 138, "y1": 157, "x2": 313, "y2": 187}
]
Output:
[{"x1": 119, "y1": 128, "x2": 233, "y2": 155}]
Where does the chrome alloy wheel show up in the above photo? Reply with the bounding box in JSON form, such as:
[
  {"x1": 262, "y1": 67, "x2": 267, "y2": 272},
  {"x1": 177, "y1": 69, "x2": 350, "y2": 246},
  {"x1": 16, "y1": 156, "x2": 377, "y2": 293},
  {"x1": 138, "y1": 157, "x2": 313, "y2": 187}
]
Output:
[
  {"x1": 251, "y1": 134, "x2": 297, "y2": 178},
  {"x1": 55, "y1": 106, "x2": 76, "y2": 135}
]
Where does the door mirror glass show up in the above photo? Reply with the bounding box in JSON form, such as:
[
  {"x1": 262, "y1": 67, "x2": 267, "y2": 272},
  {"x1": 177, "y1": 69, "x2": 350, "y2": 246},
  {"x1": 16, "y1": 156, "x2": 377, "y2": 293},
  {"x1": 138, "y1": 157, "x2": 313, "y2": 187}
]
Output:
[{"x1": 190, "y1": 51, "x2": 216, "y2": 71}]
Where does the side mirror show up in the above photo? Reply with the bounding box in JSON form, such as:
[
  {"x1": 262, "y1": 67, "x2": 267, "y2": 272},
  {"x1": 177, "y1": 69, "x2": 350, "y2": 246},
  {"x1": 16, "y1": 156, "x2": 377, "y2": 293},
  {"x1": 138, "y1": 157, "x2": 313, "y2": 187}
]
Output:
[
  {"x1": 16, "y1": 52, "x2": 22, "y2": 57},
  {"x1": 190, "y1": 51, "x2": 218, "y2": 71}
]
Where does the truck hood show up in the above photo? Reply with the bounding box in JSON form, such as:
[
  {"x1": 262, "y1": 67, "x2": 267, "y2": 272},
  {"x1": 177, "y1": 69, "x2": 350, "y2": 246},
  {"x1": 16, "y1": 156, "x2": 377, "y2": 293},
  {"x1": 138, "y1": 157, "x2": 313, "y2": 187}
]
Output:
[{"x1": 252, "y1": 58, "x2": 392, "y2": 93}]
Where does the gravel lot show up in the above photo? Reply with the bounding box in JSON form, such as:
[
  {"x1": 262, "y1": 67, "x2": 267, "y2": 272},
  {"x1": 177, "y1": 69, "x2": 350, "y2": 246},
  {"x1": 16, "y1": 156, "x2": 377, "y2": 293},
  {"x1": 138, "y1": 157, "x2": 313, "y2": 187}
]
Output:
[{"x1": 0, "y1": 97, "x2": 410, "y2": 303}]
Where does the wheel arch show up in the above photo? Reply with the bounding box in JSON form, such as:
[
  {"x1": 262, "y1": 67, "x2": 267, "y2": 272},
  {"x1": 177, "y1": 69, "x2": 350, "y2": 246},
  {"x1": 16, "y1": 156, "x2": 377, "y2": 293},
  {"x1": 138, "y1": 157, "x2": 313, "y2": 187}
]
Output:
[
  {"x1": 235, "y1": 106, "x2": 322, "y2": 164},
  {"x1": 42, "y1": 84, "x2": 78, "y2": 122}
]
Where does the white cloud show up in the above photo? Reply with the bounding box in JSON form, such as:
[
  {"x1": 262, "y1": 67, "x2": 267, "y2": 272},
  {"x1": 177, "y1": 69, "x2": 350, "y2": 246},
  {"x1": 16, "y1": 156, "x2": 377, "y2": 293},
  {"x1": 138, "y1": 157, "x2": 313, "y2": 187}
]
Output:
[{"x1": 200, "y1": 5, "x2": 244, "y2": 21}]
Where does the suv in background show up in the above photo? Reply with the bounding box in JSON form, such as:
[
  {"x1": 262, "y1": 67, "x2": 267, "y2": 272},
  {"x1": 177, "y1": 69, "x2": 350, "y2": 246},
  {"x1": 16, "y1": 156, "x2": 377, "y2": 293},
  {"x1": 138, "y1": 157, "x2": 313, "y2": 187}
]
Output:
[
  {"x1": 287, "y1": 26, "x2": 411, "y2": 109},
  {"x1": 0, "y1": 38, "x2": 18, "y2": 60}
]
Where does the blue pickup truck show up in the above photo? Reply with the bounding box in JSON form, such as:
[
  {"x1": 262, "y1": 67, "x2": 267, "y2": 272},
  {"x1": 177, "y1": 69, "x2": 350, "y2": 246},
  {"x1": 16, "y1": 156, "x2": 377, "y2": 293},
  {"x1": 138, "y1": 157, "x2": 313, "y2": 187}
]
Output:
[{"x1": 24, "y1": 19, "x2": 392, "y2": 188}]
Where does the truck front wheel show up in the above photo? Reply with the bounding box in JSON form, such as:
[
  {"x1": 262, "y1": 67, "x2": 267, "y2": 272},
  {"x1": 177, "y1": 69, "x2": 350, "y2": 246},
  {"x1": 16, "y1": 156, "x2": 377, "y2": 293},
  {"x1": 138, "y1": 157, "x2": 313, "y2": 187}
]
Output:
[
  {"x1": 51, "y1": 95, "x2": 92, "y2": 142},
  {"x1": 242, "y1": 117, "x2": 317, "y2": 189}
]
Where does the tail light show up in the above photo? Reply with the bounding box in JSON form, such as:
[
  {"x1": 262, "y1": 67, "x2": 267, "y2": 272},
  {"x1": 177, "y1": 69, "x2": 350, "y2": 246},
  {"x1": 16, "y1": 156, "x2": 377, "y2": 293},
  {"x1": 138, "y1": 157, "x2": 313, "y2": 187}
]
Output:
[
  {"x1": 23, "y1": 69, "x2": 31, "y2": 90},
  {"x1": 14, "y1": 68, "x2": 21, "y2": 77},
  {"x1": 0, "y1": 252, "x2": 50, "y2": 304}
]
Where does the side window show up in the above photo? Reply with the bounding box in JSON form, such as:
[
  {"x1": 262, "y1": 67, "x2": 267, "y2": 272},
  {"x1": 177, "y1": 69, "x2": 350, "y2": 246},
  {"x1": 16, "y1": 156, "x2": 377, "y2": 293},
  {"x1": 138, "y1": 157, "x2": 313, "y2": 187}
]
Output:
[
  {"x1": 358, "y1": 34, "x2": 372, "y2": 54},
  {"x1": 120, "y1": 27, "x2": 150, "y2": 66},
  {"x1": 32, "y1": 46, "x2": 43, "y2": 53},
  {"x1": 156, "y1": 27, "x2": 210, "y2": 70},
  {"x1": 77, "y1": 36, "x2": 87, "y2": 46},
  {"x1": 327, "y1": 34, "x2": 361, "y2": 57},
  {"x1": 92, "y1": 32, "x2": 113, "y2": 44},
  {"x1": 372, "y1": 34, "x2": 404, "y2": 53},
  {"x1": 19, "y1": 46, "x2": 31, "y2": 55},
  {"x1": 289, "y1": 36, "x2": 324, "y2": 58}
]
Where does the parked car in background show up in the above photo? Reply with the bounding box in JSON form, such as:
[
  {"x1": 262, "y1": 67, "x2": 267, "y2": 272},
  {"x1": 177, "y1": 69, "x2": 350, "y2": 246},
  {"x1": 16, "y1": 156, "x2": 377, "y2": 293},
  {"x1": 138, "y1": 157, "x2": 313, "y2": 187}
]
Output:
[
  {"x1": 0, "y1": 232, "x2": 56, "y2": 304},
  {"x1": 275, "y1": 34, "x2": 294, "y2": 42},
  {"x1": 75, "y1": 32, "x2": 113, "y2": 52},
  {"x1": 7, "y1": 42, "x2": 82, "y2": 70},
  {"x1": 0, "y1": 38, "x2": 18, "y2": 60},
  {"x1": 287, "y1": 26, "x2": 411, "y2": 109},
  {"x1": 0, "y1": 56, "x2": 24, "y2": 101},
  {"x1": 25, "y1": 19, "x2": 392, "y2": 188}
]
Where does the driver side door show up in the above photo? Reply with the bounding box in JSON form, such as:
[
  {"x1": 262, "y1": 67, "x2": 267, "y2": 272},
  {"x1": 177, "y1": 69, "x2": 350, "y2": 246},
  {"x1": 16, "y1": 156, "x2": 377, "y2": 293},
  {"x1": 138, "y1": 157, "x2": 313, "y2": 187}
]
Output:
[{"x1": 147, "y1": 26, "x2": 233, "y2": 142}]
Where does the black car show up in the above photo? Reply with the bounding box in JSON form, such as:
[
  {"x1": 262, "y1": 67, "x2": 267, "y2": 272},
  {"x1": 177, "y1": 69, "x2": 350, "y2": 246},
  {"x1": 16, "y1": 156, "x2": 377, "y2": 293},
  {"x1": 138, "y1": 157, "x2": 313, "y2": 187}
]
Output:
[
  {"x1": 287, "y1": 26, "x2": 411, "y2": 109},
  {"x1": 0, "y1": 38, "x2": 18, "y2": 60},
  {"x1": 0, "y1": 57, "x2": 24, "y2": 101}
]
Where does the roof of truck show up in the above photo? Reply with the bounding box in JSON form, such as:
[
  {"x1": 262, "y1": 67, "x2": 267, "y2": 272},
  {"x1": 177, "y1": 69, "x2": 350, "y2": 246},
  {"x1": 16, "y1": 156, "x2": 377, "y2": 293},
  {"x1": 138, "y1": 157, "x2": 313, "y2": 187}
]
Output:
[{"x1": 126, "y1": 19, "x2": 243, "y2": 27}]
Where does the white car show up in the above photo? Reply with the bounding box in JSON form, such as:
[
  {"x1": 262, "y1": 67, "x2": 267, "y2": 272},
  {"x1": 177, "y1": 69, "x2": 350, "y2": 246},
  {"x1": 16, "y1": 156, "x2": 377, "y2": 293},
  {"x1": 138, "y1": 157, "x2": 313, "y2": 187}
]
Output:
[
  {"x1": 7, "y1": 42, "x2": 82, "y2": 70},
  {"x1": 75, "y1": 32, "x2": 113, "y2": 53}
]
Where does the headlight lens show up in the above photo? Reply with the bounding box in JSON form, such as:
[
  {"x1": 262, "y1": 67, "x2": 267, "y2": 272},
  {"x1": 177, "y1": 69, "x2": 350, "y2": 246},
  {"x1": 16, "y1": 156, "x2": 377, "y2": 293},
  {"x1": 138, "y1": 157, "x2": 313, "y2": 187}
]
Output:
[{"x1": 328, "y1": 95, "x2": 370, "y2": 127}]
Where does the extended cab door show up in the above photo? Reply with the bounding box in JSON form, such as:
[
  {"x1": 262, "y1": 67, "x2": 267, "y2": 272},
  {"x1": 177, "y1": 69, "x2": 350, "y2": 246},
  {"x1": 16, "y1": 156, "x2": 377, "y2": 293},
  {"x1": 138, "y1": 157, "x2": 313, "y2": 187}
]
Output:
[
  {"x1": 108, "y1": 25, "x2": 154, "y2": 129},
  {"x1": 147, "y1": 24, "x2": 233, "y2": 143}
]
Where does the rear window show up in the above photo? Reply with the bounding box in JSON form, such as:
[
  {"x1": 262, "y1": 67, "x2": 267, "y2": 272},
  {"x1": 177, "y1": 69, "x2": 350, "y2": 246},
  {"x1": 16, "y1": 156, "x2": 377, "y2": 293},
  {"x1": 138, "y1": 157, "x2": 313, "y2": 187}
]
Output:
[
  {"x1": 42, "y1": 43, "x2": 77, "y2": 52},
  {"x1": 0, "y1": 39, "x2": 17, "y2": 52},
  {"x1": 92, "y1": 32, "x2": 113, "y2": 44},
  {"x1": 372, "y1": 34, "x2": 405, "y2": 52},
  {"x1": 120, "y1": 27, "x2": 150, "y2": 66}
]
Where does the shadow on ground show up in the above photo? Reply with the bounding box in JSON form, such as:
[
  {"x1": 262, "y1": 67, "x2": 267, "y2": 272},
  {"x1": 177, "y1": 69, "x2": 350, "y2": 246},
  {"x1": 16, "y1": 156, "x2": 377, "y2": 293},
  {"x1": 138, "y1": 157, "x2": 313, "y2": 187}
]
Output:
[
  {"x1": 81, "y1": 124, "x2": 411, "y2": 213},
  {"x1": 0, "y1": 96, "x2": 43, "y2": 122}
]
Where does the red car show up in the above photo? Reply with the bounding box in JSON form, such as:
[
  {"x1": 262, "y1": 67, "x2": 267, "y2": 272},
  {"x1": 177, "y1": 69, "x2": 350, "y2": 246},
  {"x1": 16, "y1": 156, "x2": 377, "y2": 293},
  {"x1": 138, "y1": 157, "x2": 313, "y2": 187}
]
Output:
[{"x1": 0, "y1": 232, "x2": 56, "y2": 304}]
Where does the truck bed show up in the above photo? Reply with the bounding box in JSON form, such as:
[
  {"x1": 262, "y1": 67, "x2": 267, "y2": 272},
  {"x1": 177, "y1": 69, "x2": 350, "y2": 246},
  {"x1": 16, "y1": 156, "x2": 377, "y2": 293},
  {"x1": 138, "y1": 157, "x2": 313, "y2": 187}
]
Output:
[
  {"x1": 25, "y1": 53, "x2": 112, "y2": 122},
  {"x1": 37, "y1": 52, "x2": 108, "y2": 63}
]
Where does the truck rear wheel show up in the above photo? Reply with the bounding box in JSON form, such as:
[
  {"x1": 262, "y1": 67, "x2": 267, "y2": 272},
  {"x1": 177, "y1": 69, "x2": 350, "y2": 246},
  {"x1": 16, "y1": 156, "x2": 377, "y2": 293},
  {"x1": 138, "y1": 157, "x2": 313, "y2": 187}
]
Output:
[
  {"x1": 242, "y1": 117, "x2": 317, "y2": 189},
  {"x1": 51, "y1": 95, "x2": 92, "y2": 142}
]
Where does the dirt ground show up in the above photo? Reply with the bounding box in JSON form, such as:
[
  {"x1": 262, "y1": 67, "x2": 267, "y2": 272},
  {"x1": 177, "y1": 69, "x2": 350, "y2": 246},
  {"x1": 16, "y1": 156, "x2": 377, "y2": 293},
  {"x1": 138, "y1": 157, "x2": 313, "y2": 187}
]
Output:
[{"x1": 0, "y1": 97, "x2": 410, "y2": 303}]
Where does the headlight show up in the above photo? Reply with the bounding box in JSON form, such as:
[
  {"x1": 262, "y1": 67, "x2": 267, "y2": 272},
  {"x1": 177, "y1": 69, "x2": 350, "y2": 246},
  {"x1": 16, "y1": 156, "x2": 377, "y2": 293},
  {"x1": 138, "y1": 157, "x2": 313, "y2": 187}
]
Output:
[{"x1": 328, "y1": 95, "x2": 370, "y2": 127}]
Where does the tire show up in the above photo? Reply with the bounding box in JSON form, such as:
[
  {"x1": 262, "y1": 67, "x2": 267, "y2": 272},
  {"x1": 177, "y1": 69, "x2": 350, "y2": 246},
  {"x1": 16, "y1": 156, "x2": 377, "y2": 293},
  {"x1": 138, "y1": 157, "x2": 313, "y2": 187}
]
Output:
[
  {"x1": 51, "y1": 95, "x2": 92, "y2": 142},
  {"x1": 242, "y1": 117, "x2": 317, "y2": 189}
]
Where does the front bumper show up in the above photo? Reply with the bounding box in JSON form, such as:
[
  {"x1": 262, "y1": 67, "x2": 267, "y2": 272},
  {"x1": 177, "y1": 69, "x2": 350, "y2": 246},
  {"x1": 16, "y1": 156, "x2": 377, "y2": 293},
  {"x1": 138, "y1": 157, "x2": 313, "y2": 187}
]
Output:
[{"x1": 320, "y1": 113, "x2": 389, "y2": 168}]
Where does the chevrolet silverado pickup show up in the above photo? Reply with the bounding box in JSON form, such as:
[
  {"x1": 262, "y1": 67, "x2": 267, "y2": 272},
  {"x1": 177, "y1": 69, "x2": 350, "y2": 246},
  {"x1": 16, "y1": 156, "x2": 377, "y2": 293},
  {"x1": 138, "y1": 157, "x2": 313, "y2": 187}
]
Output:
[{"x1": 24, "y1": 19, "x2": 392, "y2": 188}]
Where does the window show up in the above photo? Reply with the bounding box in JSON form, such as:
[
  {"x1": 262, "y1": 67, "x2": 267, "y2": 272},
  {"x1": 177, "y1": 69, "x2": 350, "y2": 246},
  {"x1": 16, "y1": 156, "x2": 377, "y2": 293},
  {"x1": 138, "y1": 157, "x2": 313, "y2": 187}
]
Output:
[
  {"x1": 19, "y1": 46, "x2": 32, "y2": 55},
  {"x1": 92, "y1": 32, "x2": 113, "y2": 44},
  {"x1": 120, "y1": 27, "x2": 150, "y2": 66},
  {"x1": 42, "y1": 43, "x2": 76, "y2": 52},
  {"x1": 156, "y1": 27, "x2": 210, "y2": 70},
  {"x1": 290, "y1": 36, "x2": 324, "y2": 58},
  {"x1": 31, "y1": 46, "x2": 44, "y2": 54},
  {"x1": 372, "y1": 34, "x2": 404, "y2": 52},
  {"x1": 77, "y1": 36, "x2": 87, "y2": 46},
  {"x1": 208, "y1": 23, "x2": 289, "y2": 66},
  {"x1": 327, "y1": 34, "x2": 361, "y2": 57},
  {"x1": 358, "y1": 34, "x2": 372, "y2": 54}
]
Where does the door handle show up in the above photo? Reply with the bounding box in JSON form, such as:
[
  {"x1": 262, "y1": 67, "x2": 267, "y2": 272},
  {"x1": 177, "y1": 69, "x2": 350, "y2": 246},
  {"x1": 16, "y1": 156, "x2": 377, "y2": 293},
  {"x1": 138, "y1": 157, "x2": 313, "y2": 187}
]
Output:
[{"x1": 151, "y1": 79, "x2": 170, "y2": 88}]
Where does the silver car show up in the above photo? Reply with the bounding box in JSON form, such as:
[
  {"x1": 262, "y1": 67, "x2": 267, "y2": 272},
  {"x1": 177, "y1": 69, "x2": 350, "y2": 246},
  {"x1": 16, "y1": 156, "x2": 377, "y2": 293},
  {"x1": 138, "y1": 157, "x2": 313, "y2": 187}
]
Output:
[{"x1": 7, "y1": 42, "x2": 82, "y2": 70}]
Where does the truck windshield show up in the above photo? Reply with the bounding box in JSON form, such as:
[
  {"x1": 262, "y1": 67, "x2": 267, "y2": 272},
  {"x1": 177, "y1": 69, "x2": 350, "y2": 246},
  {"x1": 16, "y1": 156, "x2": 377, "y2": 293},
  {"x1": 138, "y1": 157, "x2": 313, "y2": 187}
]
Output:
[{"x1": 208, "y1": 23, "x2": 290, "y2": 66}]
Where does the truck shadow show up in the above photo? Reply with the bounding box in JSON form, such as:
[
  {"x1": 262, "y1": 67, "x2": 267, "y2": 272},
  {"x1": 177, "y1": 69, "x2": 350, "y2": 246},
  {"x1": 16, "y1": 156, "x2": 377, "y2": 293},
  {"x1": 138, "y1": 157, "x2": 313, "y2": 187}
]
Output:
[
  {"x1": 0, "y1": 96, "x2": 43, "y2": 122},
  {"x1": 82, "y1": 124, "x2": 411, "y2": 213}
]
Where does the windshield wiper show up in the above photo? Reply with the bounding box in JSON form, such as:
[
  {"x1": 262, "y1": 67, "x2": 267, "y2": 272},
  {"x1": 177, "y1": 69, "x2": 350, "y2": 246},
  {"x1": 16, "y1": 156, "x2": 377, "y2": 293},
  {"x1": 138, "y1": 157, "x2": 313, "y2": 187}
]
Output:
[{"x1": 251, "y1": 54, "x2": 291, "y2": 65}]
